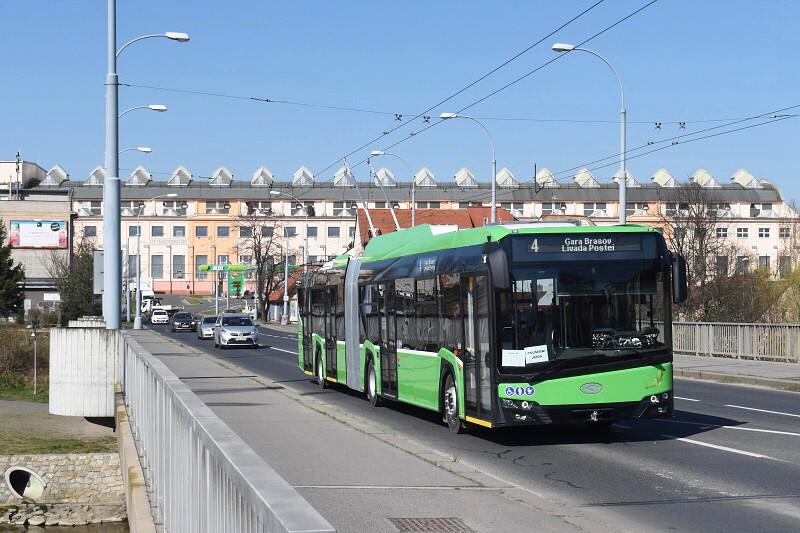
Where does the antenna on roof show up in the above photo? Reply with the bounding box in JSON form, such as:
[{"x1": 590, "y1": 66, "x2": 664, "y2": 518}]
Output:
[
  {"x1": 367, "y1": 156, "x2": 400, "y2": 231},
  {"x1": 343, "y1": 158, "x2": 376, "y2": 238},
  {"x1": 532, "y1": 163, "x2": 544, "y2": 195}
]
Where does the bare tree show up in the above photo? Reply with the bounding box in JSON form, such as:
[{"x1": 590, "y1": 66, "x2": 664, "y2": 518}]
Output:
[
  {"x1": 658, "y1": 183, "x2": 732, "y2": 319},
  {"x1": 45, "y1": 235, "x2": 100, "y2": 325},
  {"x1": 236, "y1": 212, "x2": 286, "y2": 321}
]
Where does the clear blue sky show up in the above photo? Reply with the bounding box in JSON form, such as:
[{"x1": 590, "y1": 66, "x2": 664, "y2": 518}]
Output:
[{"x1": 3, "y1": 1, "x2": 799, "y2": 201}]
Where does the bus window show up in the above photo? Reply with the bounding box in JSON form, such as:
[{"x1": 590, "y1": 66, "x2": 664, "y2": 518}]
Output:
[
  {"x1": 439, "y1": 273, "x2": 462, "y2": 354},
  {"x1": 395, "y1": 278, "x2": 415, "y2": 349},
  {"x1": 415, "y1": 278, "x2": 439, "y2": 351}
]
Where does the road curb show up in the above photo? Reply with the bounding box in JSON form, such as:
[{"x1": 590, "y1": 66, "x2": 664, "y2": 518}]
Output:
[{"x1": 674, "y1": 369, "x2": 800, "y2": 392}]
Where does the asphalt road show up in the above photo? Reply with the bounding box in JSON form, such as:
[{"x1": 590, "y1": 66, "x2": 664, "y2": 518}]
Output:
[{"x1": 151, "y1": 322, "x2": 800, "y2": 533}]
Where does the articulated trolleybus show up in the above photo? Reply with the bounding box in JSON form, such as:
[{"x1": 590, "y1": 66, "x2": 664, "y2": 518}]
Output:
[{"x1": 298, "y1": 223, "x2": 687, "y2": 433}]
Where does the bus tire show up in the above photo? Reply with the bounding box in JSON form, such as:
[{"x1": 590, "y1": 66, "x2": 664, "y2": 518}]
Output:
[
  {"x1": 443, "y1": 373, "x2": 464, "y2": 434},
  {"x1": 316, "y1": 351, "x2": 327, "y2": 390},
  {"x1": 366, "y1": 358, "x2": 381, "y2": 407}
]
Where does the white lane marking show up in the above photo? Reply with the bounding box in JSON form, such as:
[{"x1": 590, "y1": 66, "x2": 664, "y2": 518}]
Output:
[
  {"x1": 665, "y1": 435, "x2": 777, "y2": 460},
  {"x1": 675, "y1": 396, "x2": 700, "y2": 402},
  {"x1": 724, "y1": 405, "x2": 800, "y2": 419},
  {"x1": 267, "y1": 346, "x2": 298, "y2": 355},
  {"x1": 659, "y1": 419, "x2": 800, "y2": 436}
]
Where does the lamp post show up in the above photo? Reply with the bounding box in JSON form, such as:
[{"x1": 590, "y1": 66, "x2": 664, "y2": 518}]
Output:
[
  {"x1": 370, "y1": 151, "x2": 416, "y2": 226},
  {"x1": 271, "y1": 191, "x2": 309, "y2": 325},
  {"x1": 119, "y1": 104, "x2": 167, "y2": 119},
  {"x1": 552, "y1": 43, "x2": 627, "y2": 225},
  {"x1": 104, "y1": 0, "x2": 189, "y2": 330},
  {"x1": 119, "y1": 146, "x2": 153, "y2": 155},
  {"x1": 26, "y1": 323, "x2": 37, "y2": 395},
  {"x1": 134, "y1": 193, "x2": 177, "y2": 329},
  {"x1": 439, "y1": 113, "x2": 497, "y2": 224}
]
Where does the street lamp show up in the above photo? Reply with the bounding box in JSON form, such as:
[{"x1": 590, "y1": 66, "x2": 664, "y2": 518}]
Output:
[
  {"x1": 133, "y1": 193, "x2": 178, "y2": 330},
  {"x1": 104, "y1": 0, "x2": 190, "y2": 330},
  {"x1": 26, "y1": 323, "x2": 38, "y2": 395},
  {"x1": 119, "y1": 146, "x2": 152, "y2": 155},
  {"x1": 439, "y1": 113, "x2": 497, "y2": 224},
  {"x1": 370, "y1": 150, "x2": 417, "y2": 226},
  {"x1": 271, "y1": 190, "x2": 310, "y2": 324},
  {"x1": 119, "y1": 104, "x2": 168, "y2": 118},
  {"x1": 552, "y1": 42, "x2": 627, "y2": 224}
]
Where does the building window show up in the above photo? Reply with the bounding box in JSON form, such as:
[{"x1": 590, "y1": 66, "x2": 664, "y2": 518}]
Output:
[
  {"x1": 417, "y1": 201, "x2": 440, "y2": 209},
  {"x1": 715, "y1": 256, "x2": 729, "y2": 277},
  {"x1": 348, "y1": 226, "x2": 356, "y2": 238},
  {"x1": 758, "y1": 227, "x2": 769, "y2": 238},
  {"x1": 542, "y1": 202, "x2": 567, "y2": 215},
  {"x1": 736, "y1": 256, "x2": 750, "y2": 274},
  {"x1": 246, "y1": 201, "x2": 272, "y2": 216},
  {"x1": 239, "y1": 226, "x2": 252, "y2": 238},
  {"x1": 716, "y1": 227, "x2": 728, "y2": 239},
  {"x1": 736, "y1": 227, "x2": 748, "y2": 239},
  {"x1": 374, "y1": 201, "x2": 386, "y2": 209},
  {"x1": 292, "y1": 202, "x2": 314, "y2": 217},
  {"x1": 458, "y1": 201, "x2": 483, "y2": 209},
  {"x1": 666, "y1": 203, "x2": 689, "y2": 217},
  {"x1": 308, "y1": 226, "x2": 318, "y2": 238},
  {"x1": 499, "y1": 202, "x2": 523, "y2": 216},
  {"x1": 129, "y1": 226, "x2": 140, "y2": 237},
  {"x1": 173, "y1": 226, "x2": 186, "y2": 237},
  {"x1": 162, "y1": 200, "x2": 187, "y2": 216},
  {"x1": 84, "y1": 226, "x2": 97, "y2": 237},
  {"x1": 81, "y1": 201, "x2": 102, "y2": 215},
  {"x1": 328, "y1": 227, "x2": 340, "y2": 238},
  {"x1": 195, "y1": 225, "x2": 208, "y2": 237},
  {"x1": 758, "y1": 255, "x2": 770, "y2": 272},
  {"x1": 780, "y1": 227, "x2": 791, "y2": 239},
  {"x1": 583, "y1": 202, "x2": 607, "y2": 216},
  {"x1": 172, "y1": 255, "x2": 185, "y2": 279},
  {"x1": 195, "y1": 255, "x2": 208, "y2": 279},
  {"x1": 151, "y1": 255, "x2": 163, "y2": 279},
  {"x1": 127, "y1": 254, "x2": 137, "y2": 279},
  {"x1": 151, "y1": 225, "x2": 164, "y2": 237},
  {"x1": 284, "y1": 226, "x2": 297, "y2": 238},
  {"x1": 261, "y1": 226, "x2": 273, "y2": 237},
  {"x1": 205, "y1": 201, "x2": 230, "y2": 214},
  {"x1": 779, "y1": 256, "x2": 792, "y2": 279},
  {"x1": 626, "y1": 203, "x2": 649, "y2": 216},
  {"x1": 239, "y1": 255, "x2": 252, "y2": 265},
  {"x1": 217, "y1": 226, "x2": 230, "y2": 237},
  {"x1": 333, "y1": 201, "x2": 357, "y2": 216},
  {"x1": 217, "y1": 255, "x2": 228, "y2": 265}
]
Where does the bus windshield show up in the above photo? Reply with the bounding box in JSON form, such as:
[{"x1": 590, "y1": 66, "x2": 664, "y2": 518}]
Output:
[{"x1": 496, "y1": 261, "x2": 670, "y2": 373}]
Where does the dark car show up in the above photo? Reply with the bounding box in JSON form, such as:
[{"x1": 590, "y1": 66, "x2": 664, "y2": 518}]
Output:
[{"x1": 171, "y1": 312, "x2": 196, "y2": 332}]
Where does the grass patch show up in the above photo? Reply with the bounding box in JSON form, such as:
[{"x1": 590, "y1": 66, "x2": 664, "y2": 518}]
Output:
[
  {"x1": 0, "y1": 435, "x2": 117, "y2": 455},
  {"x1": 0, "y1": 380, "x2": 48, "y2": 403},
  {"x1": 184, "y1": 296, "x2": 206, "y2": 305}
]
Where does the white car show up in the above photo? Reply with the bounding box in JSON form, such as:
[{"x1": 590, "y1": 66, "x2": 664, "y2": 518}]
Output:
[
  {"x1": 150, "y1": 309, "x2": 169, "y2": 325},
  {"x1": 197, "y1": 316, "x2": 217, "y2": 339},
  {"x1": 213, "y1": 314, "x2": 259, "y2": 348}
]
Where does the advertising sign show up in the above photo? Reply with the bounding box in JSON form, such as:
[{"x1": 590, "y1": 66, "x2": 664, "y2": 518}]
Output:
[
  {"x1": 227, "y1": 270, "x2": 244, "y2": 297},
  {"x1": 9, "y1": 220, "x2": 67, "y2": 249}
]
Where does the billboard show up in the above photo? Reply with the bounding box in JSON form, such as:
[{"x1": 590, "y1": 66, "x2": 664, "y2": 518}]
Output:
[{"x1": 9, "y1": 220, "x2": 67, "y2": 249}]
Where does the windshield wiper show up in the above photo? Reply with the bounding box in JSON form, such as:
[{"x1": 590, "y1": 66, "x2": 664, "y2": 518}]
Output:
[{"x1": 529, "y1": 354, "x2": 609, "y2": 383}]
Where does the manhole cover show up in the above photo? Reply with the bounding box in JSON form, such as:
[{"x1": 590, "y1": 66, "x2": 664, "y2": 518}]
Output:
[{"x1": 388, "y1": 517, "x2": 476, "y2": 533}]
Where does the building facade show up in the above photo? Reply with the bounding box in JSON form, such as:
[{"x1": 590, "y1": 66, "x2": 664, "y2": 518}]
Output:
[{"x1": 2, "y1": 161, "x2": 798, "y2": 301}]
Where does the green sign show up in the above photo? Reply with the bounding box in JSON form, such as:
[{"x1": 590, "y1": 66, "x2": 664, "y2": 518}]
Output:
[{"x1": 227, "y1": 270, "x2": 244, "y2": 297}]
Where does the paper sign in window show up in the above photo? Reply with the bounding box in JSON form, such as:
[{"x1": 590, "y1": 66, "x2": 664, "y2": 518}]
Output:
[
  {"x1": 525, "y1": 345, "x2": 549, "y2": 365},
  {"x1": 502, "y1": 349, "x2": 526, "y2": 367}
]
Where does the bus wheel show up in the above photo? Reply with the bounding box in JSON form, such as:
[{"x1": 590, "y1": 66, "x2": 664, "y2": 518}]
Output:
[
  {"x1": 366, "y1": 358, "x2": 381, "y2": 407},
  {"x1": 316, "y1": 353, "x2": 327, "y2": 390},
  {"x1": 443, "y1": 374, "x2": 464, "y2": 434}
]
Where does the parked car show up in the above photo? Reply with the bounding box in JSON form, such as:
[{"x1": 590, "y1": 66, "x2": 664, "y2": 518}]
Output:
[
  {"x1": 213, "y1": 313, "x2": 259, "y2": 349},
  {"x1": 150, "y1": 309, "x2": 169, "y2": 325},
  {"x1": 170, "y1": 312, "x2": 196, "y2": 332},
  {"x1": 197, "y1": 316, "x2": 217, "y2": 340}
]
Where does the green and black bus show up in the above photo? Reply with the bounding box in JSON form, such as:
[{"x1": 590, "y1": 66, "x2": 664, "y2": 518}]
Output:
[{"x1": 297, "y1": 222, "x2": 687, "y2": 432}]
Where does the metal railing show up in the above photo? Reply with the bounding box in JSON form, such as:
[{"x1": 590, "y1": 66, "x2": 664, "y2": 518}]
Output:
[
  {"x1": 119, "y1": 332, "x2": 335, "y2": 533},
  {"x1": 672, "y1": 321, "x2": 800, "y2": 363}
]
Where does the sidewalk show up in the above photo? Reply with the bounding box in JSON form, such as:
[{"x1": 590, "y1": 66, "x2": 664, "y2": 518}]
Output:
[
  {"x1": 130, "y1": 330, "x2": 604, "y2": 533},
  {"x1": 674, "y1": 353, "x2": 800, "y2": 392}
]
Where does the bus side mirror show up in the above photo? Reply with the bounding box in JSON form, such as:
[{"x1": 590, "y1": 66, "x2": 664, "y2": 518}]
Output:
[
  {"x1": 672, "y1": 253, "x2": 688, "y2": 304},
  {"x1": 486, "y1": 247, "x2": 510, "y2": 290}
]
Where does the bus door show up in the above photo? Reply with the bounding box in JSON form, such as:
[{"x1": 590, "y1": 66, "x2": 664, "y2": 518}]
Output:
[
  {"x1": 325, "y1": 286, "x2": 338, "y2": 380},
  {"x1": 378, "y1": 282, "x2": 398, "y2": 398},
  {"x1": 299, "y1": 288, "x2": 313, "y2": 372},
  {"x1": 462, "y1": 275, "x2": 493, "y2": 422}
]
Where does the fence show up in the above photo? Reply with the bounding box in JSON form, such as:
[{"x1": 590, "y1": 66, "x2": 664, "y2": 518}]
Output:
[
  {"x1": 672, "y1": 322, "x2": 800, "y2": 363},
  {"x1": 119, "y1": 332, "x2": 335, "y2": 533}
]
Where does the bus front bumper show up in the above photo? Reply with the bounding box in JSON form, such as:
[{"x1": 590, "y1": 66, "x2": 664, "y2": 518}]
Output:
[{"x1": 495, "y1": 392, "x2": 673, "y2": 427}]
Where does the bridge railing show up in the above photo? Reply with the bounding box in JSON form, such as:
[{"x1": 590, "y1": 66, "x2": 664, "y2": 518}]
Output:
[
  {"x1": 671, "y1": 321, "x2": 800, "y2": 363},
  {"x1": 119, "y1": 332, "x2": 335, "y2": 533}
]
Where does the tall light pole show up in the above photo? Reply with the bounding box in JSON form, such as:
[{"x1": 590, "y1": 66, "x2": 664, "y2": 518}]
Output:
[
  {"x1": 552, "y1": 43, "x2": 627, "y2": 224},
  {"x1": 370, "y1": 151, "x2": 415, "y2": 226},
  {"x1": 119, "y1": 146, "x2": 153, "y2": 155},
  {"x1": 104, "y1": 0, "x2": 189, "y2": 330},
  {"x1": 271, "y1": 191, "x2": 309, "y2": 325},
  {"x1": 440, "y1": 113, "x2": 497, "y2": 224},
  {"x1": 133, "y1": 193, "x2": 177, "y2": 329}
]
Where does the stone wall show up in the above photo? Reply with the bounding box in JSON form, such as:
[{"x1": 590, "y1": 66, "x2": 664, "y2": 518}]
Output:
[{"x1": 0, "y1": 453, "x2": 124, "y2": 504}]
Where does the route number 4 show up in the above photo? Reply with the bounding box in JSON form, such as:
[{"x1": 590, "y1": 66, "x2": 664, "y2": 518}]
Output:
[{"x1": 529, "y1": 239, "x2": 539, "y2": 253}]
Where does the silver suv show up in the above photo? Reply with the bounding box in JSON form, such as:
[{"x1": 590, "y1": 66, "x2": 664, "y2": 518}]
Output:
[{"x1": 213, "y1": 313, "x2": 259, "y2": 349}]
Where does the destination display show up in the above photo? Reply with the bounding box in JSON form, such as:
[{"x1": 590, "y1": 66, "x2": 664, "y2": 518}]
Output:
[{"x1": 510, "y1": 233, "x2": 657, "y2": 262}]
